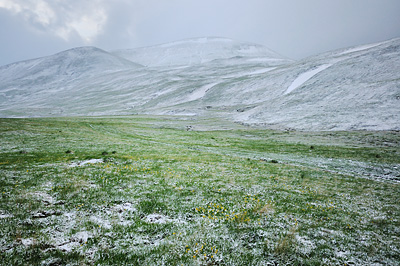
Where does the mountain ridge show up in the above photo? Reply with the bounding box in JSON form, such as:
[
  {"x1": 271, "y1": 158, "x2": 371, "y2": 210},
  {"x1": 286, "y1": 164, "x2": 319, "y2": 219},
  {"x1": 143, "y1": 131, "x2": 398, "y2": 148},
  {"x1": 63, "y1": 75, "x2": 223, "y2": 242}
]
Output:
[
  {"x1": 112, "y1": 37, "x2": 291, "y2": 67},
  {"x1": 0, "y1": 37, "x2": 399, "y2": 131}
]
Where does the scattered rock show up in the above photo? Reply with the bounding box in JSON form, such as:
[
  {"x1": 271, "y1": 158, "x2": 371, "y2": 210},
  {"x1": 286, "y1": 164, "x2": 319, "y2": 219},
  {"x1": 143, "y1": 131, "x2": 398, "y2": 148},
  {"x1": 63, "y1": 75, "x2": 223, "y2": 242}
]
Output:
[
  {"x1": 22, "y1": 218, "x2": 34, "y2": 226},
  {"x1": 57, "y1": 241, "x2": 80, "y2": 252},
  {"x1": 145, "y1": 214, "x2": 170, "y2": 224},
  {"x1": 54, "y1": 200, "x2": 65, "y2": 205},
  {"x1": 113, "y1": 202, "x2": 136, "y2": 213},
  {"x1": 261, "y1": 158, "x2": 279, "y2": 164},
  {"x1": 32, "y1": 212, "x2": 47, "y2": 219},
  {"x1": 20, "y1": 238, "x2": 34, "y2": 247},
  {"x1": 32, "y1": 210, "x2": 60, "y2": 219}
]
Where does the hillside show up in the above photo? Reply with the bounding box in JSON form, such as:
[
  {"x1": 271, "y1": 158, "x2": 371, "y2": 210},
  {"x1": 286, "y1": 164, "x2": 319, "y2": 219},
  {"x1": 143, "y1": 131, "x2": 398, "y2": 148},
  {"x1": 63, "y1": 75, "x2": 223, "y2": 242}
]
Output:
[{"x1": 0, "y1": 37, "x2": 399, "y2": 130}]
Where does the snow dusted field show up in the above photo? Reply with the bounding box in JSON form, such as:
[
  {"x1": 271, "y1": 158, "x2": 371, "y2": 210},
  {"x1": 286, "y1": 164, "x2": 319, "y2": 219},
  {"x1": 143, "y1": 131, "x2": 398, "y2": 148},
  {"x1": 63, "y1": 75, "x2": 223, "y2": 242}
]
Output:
[
  {"x1": 0, "y1": 37, "x2": 399, "y2": 264},
  {"x1": 0, "y1": 116, "x2": 399, "y2": 265}
]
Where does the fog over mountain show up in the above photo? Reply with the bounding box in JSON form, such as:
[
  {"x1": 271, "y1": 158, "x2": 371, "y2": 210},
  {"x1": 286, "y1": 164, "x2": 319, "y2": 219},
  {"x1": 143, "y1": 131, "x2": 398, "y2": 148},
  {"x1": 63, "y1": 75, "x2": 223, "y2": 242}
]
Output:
[{"x1": 0, "y1": 37, "x2": 399, "y2": 131}]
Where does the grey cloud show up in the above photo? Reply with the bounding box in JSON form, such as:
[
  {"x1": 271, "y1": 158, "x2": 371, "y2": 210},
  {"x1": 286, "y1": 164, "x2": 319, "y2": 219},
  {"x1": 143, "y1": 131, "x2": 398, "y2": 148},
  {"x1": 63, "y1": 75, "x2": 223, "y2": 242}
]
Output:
[{"x1": 1, "y1": 0, "x2": 400, "y2": 66}]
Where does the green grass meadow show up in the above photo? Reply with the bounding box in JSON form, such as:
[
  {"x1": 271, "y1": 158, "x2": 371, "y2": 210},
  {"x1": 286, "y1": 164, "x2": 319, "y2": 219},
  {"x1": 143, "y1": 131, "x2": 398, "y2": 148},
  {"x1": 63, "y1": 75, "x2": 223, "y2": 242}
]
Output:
[{"x1": 0, "y1": 116, "x2": 399, "y2": 265}]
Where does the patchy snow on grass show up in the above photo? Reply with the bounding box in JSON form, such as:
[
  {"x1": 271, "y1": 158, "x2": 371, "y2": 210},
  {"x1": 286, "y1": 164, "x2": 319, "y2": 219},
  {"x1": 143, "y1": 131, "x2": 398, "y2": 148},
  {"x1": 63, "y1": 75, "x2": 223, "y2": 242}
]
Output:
[
  {"x1": 295, "y1": 235, "x2": 316, "y2": 256},
  {"x1": 1, "y1": 117, "x2": 399, "y2": 265},
  {"x1": 143, "y1": 214, "x2": 188, "y2": 225},
  {"x1": 90, "y1": 215, "x2": 112, "y2": 229},
  {"x1": 28, "y1": 191, "x2": 54, "y2": 204},
  {"x1": 145, "y1": 214, "x2": 171, "y2": 224},
  {"x1": 112, "y1": 202, "x2": 136, "y2": 213}
]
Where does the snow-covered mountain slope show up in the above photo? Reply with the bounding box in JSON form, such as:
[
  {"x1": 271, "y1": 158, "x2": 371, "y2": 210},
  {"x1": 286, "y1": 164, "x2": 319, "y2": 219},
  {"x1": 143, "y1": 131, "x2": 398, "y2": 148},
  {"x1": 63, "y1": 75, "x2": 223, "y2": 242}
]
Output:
[
  {"x1": 0, "y1": 37, "x2": 399, "y2": 131},
  {"x1": 0, "y1": 47, "x2": 141, "y2": 82},
  {"x1": 235, "y1": 38, "x2": 400, "y2": 130},
  {"x1": 112, "y1": 37, "x2": 291, "y2": 67},
  {"x1": 0, "y1": 47, "x2": 142, "y2": 117}
]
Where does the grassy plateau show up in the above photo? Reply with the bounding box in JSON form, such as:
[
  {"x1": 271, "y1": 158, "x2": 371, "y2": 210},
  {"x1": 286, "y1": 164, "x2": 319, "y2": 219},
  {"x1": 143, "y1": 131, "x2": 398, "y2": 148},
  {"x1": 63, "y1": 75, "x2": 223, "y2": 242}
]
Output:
[{"x1": 0, "y1": 115, "x2": 399, "y2": 265}]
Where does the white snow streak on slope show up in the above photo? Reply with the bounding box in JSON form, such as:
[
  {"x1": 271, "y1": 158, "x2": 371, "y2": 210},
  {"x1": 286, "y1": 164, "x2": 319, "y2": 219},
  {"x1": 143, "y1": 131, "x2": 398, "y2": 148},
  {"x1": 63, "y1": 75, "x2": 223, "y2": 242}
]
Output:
[
  {"x1": 222, "y1": 68, "x2": 276, "y2": 79},
  {"x1": 284, "y1": 64, "x2": 332, "y2": 95},
  {"x1": 339, "y1": 43, "x2": 381, "y2": 55},
  {"x1": 187, "y1": 82, "x2": 218, "y2": 101},
  {"x1": 245, "y1": 67, "x2": 277, "y2": 75}
]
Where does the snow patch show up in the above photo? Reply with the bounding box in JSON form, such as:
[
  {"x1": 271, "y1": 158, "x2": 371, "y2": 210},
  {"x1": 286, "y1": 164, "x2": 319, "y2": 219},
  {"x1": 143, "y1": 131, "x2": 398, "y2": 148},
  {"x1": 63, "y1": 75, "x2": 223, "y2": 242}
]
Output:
[
  {"x1": 339, "y1": 43, "x2": 381, "y2": 55},
  {"x1": 187, "y1": 82, "x2": 218, "y2": 101},
  {"x1": 284, "y1": 64, "x2": 332, "y2": 95},
  {"x1": 112, "y1": 202, "x2": 136, "y2": 213},
  {"x1": 69, "y1": 159, "x2": 103, "y2": 167},
  {"x1": 245, "y1": 67, "x2": 276, "y2": 75},
  {"x1": 222, "y1": 68, "x2": 276, "y2": 79},
  {"x1": 20, "y1": 238, "x2": 34, "y2": 247},
  {"x1": 71, "y1": 231, "x2": 91, "y2": 243},
  {"x1": 247, "y1": 58, "x2": 289, "y2": 63},
  {"x1": 296, "y1": 235, "x2": 316, "y2": 255},
  {"x1": 58, "y1": 242, "x2": 80, "y2": 252},
  {"x1": 335, "y1": 250, "x2": 350, "y2": 258}
]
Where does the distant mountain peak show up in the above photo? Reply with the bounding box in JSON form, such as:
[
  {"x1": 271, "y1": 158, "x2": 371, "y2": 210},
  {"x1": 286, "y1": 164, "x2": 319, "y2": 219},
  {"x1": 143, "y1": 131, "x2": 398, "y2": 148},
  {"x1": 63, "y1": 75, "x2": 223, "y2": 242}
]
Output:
[
  {"x1": 0, "y1": 45, "x2": 142, "y2": 85},
  {"x1": 157, "y1": 37, "x2": 235, "y2": 47},
  {"x1": 112, "y1": 37, "x2": 288, "y2": 67},
  {"x1": 56, "y1": 46, "x2": 105, "y2": 54}
]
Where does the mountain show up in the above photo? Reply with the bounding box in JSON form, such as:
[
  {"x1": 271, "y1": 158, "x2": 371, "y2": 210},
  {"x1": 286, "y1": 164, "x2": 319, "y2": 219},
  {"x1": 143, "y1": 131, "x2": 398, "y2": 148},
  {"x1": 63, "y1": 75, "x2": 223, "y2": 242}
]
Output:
[
  {"x1": 0, "y1": 46, "x2": 141, "y2": 81},
  {"x1": 221, "y1": 38, "x2": 400, "y2": 130},
  {"x1": 0, "y1": 37, "x2": 399, "y2": 131},
  {"x1": 112, "y1": 37, "x2": 291, "y2": 67},
  {"x1": 0, "y1": 47, "x2": 142, "y2": 117}
]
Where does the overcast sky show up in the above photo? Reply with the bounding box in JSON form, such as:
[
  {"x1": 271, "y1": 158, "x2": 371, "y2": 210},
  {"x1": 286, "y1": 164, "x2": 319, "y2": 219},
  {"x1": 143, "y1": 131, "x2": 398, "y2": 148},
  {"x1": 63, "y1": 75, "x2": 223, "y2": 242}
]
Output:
[{"x1": 1, "y1": 0, "x2": 400, "y2": 66}]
